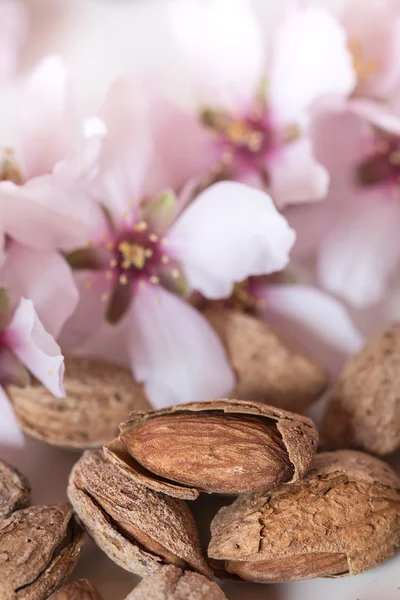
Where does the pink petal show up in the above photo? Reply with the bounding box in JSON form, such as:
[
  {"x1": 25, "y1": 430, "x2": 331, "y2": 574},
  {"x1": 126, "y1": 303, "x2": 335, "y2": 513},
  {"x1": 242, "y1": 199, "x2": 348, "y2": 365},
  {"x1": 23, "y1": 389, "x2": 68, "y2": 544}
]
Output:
[
  {"x1": 166, "y1": 0, "x2": 264, "y2": 111},
  {"x1": 270, "y1": 137, "x2": 329, "y2": 208},
  {"x1": 269, "y1": 3, "x2": 356, "y2": 124},
  {"x1": 0, "y1": 387, "x2": 24, "y2": 448},
  {"x1": 19, "y1": 56, "x2": 78, "y2": 180},
  {"x1": 7, "y1": 298, "x2": 65, "y2": 397},
  {"x1": 58, "y1": 271, "x2": 112, "y2": 351},
  {"x1": 0, "y1": 1, "x2": 27, "y2": 85},
  {"x1": 318, "y1": 187, "x2": 400, "y2": 307},
  {"x1": 167, "y1": 182, "x2": 295, "y2": 299},
  {"x1": 146, "y1": 93, "x2": 212, "y2": 195},
  {"x1": 128, "y1": 285, "x2": 235, "y2": 408},
  {"x1": 311, "y1": 98, "x2": 367, "y2": 175},
  {"x1": 0, "y1": 175, "x2": 106, "y2": 251},
  {"x1": 92, "y1": 77, "x2": 152, "y2": 227},
  {"x1": 0, "y1": 243, "x2": 78, "y2": 338},
  {"x1": 262, "y1": 283, "x2": 363, "y2": 374},
  {"x1": 350, "y1": 98, "x2": 400, "y2": 136}
]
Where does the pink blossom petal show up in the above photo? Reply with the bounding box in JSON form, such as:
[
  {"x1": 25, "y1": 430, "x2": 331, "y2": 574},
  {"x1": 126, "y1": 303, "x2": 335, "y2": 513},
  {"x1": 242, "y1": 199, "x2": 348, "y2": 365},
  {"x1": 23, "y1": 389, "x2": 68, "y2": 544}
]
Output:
[
  {"x1": 0, "y1": 1, "x2": 27, "y2": 86},
  {"x1": 128, "y1": 285, "x2": 235, "y2": 408},
  {"x1": 311, "y1": 98, "x2": 367, "y2": 175},
  {"x1": 318, "y1": 187, "x2": 400, "y2": 307},
  {"x1": 93, "y1": 77, "x2": 151, "y2": 226},
  {"x1": 58, "y1": 271, "x2": 112, "y2": 351},
  {"x1": 0, "y1": 243, "x2": 78, "y2": 338},
  {"x1": 0, "y1": 175, "x2": 106, "y2": 251},
  {"x1": 270, "y1": 137, "x2": 329, "y2": 208},
  {"x1": 269, "y1": 2, "x2": 356, "y2": 124},
  {"x1": 7, "y1": 298, "x2": 65, "y2": 397},
  {"x1": 166, "y1": 0, "x2": 264, "y2": 111},
  {"x1": 0, "y1": 387, "x2": 24, "y2": 448},
  {"x1": 167, "y1": 182, "x2": 295, "y2": 299},
  {"x1": 261, "y1": 283, "x2": 363, "y2": 373},
  {"x1": 350, "y1": 98, "x2": 400, "y2": 135},
  {"x1": 19, "y1": 56, "x2": 78, "y2": 180}
]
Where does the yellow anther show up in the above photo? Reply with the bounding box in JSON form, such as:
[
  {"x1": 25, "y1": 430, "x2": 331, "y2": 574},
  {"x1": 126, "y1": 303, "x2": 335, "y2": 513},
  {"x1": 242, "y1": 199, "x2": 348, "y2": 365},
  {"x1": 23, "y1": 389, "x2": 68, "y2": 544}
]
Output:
[
  {"x1": 118, "y1": 241, "x2": 146, "y2": 270},
  {"x1": 134, "y1": 221, "x2": 148, "y2": 232},
  {"x1": 119, "y1": 274, "x2": 128, "y2": 285},
  {"x1": 149, "y1": 233, "x2": 158, "y2": 243},
  {"x1": 150, "y1": 275, "x2": 160, "y2": 285},
  {"x1": 171, "y1": 268, "x2": 180, "y2": 280},
  {"x1": 161, "y1": 255, "x2": 170, "y2": 264}
]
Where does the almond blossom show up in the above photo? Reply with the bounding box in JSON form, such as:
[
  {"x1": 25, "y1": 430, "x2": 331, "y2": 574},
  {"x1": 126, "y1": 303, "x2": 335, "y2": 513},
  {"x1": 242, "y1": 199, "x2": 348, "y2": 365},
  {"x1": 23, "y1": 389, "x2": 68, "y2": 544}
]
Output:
[
  {"x1": 58, "y1": 79, "x2": 296, "y2": 408},
  {"x1": 290, "y1": 96, "x2": 400, "y2": 308},
  {"x1": 163, "y1": 0, "x2": 355, "y2": 208}
]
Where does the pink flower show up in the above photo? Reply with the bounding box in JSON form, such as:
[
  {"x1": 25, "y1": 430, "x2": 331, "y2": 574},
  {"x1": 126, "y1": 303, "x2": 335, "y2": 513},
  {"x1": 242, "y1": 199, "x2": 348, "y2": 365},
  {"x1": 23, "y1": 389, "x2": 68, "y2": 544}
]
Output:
[
  {"x1": 343, "y1": 0, "x2": 400, "y2": 100},
  {"x1": 164, "y1": 0, "x2": 355, "y2": 207},
  {"x1": 291, "y1": 97, "x2": 400, "y2": 308},
  {"x1": 59, "y1": 80, "x2": 295, "y2": 407},
  {"x1": 0, "y1": 1, "x2": 27, "y2": 85}
]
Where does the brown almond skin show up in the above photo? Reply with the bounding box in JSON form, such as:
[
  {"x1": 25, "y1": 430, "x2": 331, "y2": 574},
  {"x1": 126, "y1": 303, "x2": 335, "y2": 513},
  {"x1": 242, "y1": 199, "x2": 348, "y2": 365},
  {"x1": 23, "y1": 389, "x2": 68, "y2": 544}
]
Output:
[
  {"x1": 122, "y1": 413, "x2": 293, "y2": 494},
  {"x1": 68, "y1": 450, "x2": 211, "y2": 579},
  {"x1": 0, "y1": 459, "x2": 31, "y2": 520},
  {"x1": 49, "y1": 580, "x2": 104, "y2": 600},
  {"x1": 204, "y1": 308, "x2": 328, "y2": 413},
  {"x1": 8, "y1": 356, "x2": 150, "y2": 450},
  {"x1": 126, "y1": 565, "x2": 227, "y2": 600},
  {"x1": 208, "y1": 450, "x2": 400, "y2": 582},
  {"x1": 322, "y1": 324, "x2": 400, "y2": 455},
  {"x1": 0, "y1": 503, "x2": 84, "y2": 600},
  {"x1": 113, "y1": 399, "x2": 318, "y2": 499}
]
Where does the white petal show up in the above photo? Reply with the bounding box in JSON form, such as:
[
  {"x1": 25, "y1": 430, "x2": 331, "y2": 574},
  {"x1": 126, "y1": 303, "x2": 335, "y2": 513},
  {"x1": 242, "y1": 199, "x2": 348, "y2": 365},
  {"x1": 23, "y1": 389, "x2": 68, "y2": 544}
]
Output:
[
  {"x1": 0, "y1": 244, "x2": 78, "y2": 338},
  {"x1": 167, "y1": 182, "x2": 295, "y2": 299},
  {"x1": 128, "y1": 285, "x2": 235, "y2": 408},
  {"x1": 19, "y1": 55, "x2": 78, "y2": 179},
  {"x1": 269, "y1": 3, "x2": 356, "y2": 124},
  {"x1": 270, "y1": 137, "x2": 329, "y2": 208},
  {"x1": 318, "y1": 187, "x2": 400, "y2": 307},
  {"x1": 263, "y1": 283, "x2": 364, "y2": 361},
  {"x1": 8, "y1": 298, "x2": 65, "y2": 397},
  {"x1": 0, "y1": 387, "x2": 24, "y2": 448},
  {"x1": 166, "y1": 0, "x2": 264, "y2": 111}
]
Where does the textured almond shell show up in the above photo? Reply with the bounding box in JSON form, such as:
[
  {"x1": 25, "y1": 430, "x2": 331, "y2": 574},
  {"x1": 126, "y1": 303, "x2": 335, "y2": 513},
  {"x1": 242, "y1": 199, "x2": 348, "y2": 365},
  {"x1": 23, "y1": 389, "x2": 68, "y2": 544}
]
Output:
[
  {"x1": 322, "y1": 324, "x2": 400, "y2": 455},
  {"x1": 49, "y1": 579, "x2": 104, "y2": 600},
  {"x1": 208, "y1": 450, "x2": 400, "y2": 579},
  {"x1": 204, "y1": 308, "x2": 328, "y2": 412},
  {"x1": 8, "y1": 356, "x2": 150, "y2": 450},
  {"x1": 0, "y1": 503, "x2": 84, "y2": 600},
  {"x1": 0, "y1": 459, "x2": 31, "y2": 520},
  {"x1": 108, "y1": 399, "x2": 318, "y2": 500},
  {"x1": 126, "y1": 565, "x2": 227, "y2": 600},
  {"x1": 67, "y1": 450, "x2": 211, "y2": 579}
]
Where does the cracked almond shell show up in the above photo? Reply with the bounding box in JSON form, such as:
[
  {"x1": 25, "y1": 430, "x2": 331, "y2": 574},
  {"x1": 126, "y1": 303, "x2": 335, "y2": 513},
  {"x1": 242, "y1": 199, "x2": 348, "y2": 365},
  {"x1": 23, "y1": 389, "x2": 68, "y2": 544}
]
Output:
[
  {"x1": 49, "y1": 579, "x2": 104, "y2": 600},
  {"x1": 0, "y1": 503, "x2": 84, "y2": 600},
  {"x1": 322, "y1": 324, "x2": 400, "y2": 455},
  {"x1": 0, "y1": 459, "x2": 31, "y2": 520},
  {"x1": 126, "y1": 565, "x2": 227, "y2": 600},
  {"x1": 68, "y1": 450, "x2": 211, "y2": 578},
  {"x1": 204, "y1": 307, "x2": 328, "y2": 412},
  {"x1": 208, "y1": 450, "x2": 400, "y2": 582},
  {"x1": 8, "y1": 356, "x2": 150, "y2": 450},
  {"x1": 107, "y1": 399, "x2": 318, "y2": 500}
]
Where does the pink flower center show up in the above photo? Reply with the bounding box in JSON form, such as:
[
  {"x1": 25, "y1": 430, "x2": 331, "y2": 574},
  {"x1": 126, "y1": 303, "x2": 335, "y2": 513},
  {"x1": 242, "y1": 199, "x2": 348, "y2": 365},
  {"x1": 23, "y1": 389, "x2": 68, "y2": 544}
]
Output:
[
  {"x1": 201, "y1": 102, "x2": 277, "y2": 181},
  {"x1": 357, "y1": 137, "x2": 400, "y2": 187},
  {"x1": 69, "y1": 216, "x2": 186, "y2": 324}
]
